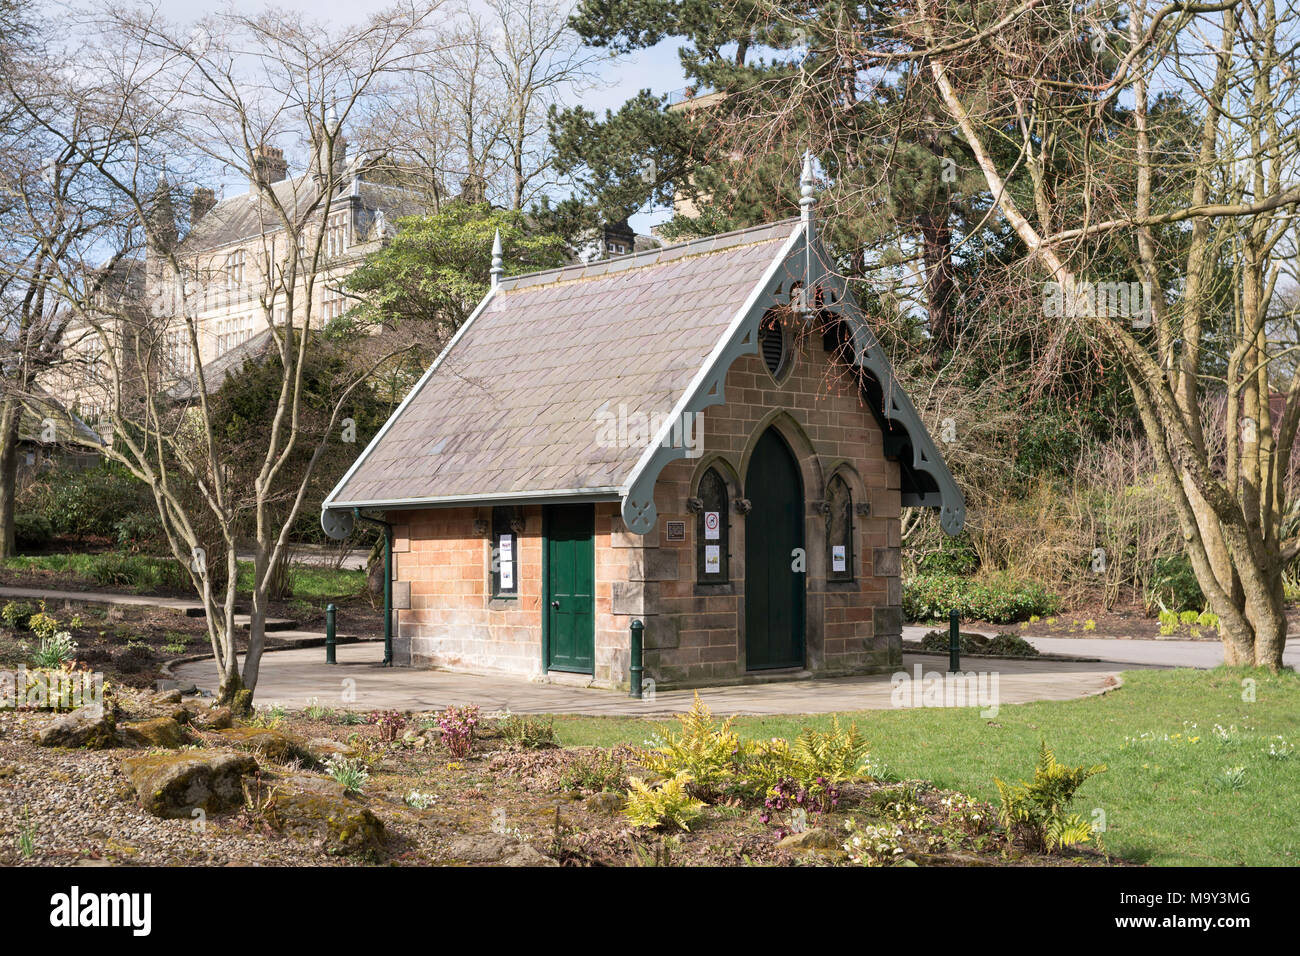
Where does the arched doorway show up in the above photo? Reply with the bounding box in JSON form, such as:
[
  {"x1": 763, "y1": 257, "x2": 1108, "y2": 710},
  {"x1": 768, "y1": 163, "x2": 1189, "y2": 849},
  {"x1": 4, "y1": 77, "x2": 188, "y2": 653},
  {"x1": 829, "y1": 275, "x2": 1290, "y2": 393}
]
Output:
[{"x1": 744, "y1": 427, "x2": 805, "y2": 669}]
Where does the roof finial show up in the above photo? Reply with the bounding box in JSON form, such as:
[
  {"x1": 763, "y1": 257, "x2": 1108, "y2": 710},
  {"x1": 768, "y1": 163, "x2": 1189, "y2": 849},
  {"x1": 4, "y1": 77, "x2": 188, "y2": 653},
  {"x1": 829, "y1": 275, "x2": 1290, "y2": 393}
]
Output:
[
  {"x1": 799, "y1": 151, "x2": 816, "y2": 223},
  {"x1": 490, "y1": 229, "x2": 503, "y2": 288}
]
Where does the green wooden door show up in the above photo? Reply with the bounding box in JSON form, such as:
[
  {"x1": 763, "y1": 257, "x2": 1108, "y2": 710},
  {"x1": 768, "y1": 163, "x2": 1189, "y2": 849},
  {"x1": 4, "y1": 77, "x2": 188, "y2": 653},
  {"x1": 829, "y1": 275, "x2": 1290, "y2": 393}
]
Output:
[
  {"x1": 744, "y1": 428, "x2": 805, "y2": 669},
  {"x1": 545, "y1": 504, "x2": 595, "y2": 673}
]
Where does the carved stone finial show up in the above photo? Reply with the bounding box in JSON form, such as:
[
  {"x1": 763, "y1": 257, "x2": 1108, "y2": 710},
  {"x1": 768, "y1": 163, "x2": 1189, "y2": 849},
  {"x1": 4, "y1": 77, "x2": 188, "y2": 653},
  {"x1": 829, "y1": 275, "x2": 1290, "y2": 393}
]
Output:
[
  {"x1": 799, "y1": 151, "x2": 816, "y2": 221},
  {"x1": 490, "y1": 229, "x2": 504, "y2": 288}
]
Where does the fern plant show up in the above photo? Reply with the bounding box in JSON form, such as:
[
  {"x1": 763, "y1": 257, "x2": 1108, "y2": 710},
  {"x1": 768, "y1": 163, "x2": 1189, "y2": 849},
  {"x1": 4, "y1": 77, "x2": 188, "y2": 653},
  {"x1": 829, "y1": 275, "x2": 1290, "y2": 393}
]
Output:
[
  {"x1": 994, "y1": 742, "x2": 1106, "y2": 853},
  {"x1": 623, "y1": 773, "x2": 707, "y2": 831},
  {"x1": 640, "y1": 694, "x2": 743, "y2": 795}
]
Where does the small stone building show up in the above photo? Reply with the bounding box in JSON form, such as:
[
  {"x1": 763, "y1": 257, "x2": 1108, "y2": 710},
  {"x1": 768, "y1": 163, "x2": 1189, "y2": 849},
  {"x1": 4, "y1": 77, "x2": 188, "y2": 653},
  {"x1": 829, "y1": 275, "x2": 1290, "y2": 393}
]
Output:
[{"x1": 322, "y1": 174, "x2": 963, "y2": 689}]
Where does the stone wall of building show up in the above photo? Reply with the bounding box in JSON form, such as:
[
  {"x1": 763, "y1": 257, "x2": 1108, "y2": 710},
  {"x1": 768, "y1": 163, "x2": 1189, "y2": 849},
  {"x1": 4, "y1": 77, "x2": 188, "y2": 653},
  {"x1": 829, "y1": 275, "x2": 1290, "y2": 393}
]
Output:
[
  {"x1": 389, "y1": 502, "x2": 645, "y2": 687},
  {"x1": 630, "y1": 326, "x2": 903, "y2": 687},
  {"x1": 389, "y1": 324, "x2": 904, "y2": 690}
]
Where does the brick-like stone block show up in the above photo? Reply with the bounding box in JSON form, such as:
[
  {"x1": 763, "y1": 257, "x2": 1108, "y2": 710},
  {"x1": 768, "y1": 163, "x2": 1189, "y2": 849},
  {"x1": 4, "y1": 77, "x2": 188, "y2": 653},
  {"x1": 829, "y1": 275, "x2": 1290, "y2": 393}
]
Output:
[
  {"x1": 874, "y1": 605, "x2": 903, "y2": 637},
  {"x1": 393, "y1": 580, "x2": 411, "y2": 610},
  {"x1": 872, "y1": 547, "x2": 900, "y2": 577}
]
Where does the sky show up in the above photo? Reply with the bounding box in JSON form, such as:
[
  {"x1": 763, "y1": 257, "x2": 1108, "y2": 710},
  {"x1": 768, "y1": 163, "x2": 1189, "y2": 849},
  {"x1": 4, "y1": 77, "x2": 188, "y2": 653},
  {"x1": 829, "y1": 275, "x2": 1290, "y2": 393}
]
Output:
[{"x1": 160, "y1": 0, "x2": 687, "y2": 231}]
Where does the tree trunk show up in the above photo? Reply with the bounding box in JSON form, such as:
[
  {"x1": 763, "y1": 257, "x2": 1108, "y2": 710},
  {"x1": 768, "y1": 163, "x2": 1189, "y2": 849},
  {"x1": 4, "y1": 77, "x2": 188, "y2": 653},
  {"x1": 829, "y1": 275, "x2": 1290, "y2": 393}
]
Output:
[{"x1": 0, "y1": 397, "x2": 24, "y2": 559}]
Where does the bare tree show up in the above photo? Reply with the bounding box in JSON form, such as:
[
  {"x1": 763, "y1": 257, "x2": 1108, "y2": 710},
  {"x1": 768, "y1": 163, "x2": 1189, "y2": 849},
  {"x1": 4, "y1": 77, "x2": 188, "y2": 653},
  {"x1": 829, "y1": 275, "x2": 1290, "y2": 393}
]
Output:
[
  {"x1": 729, "y1": 0, "x2": 1298, "y2": 667},
  {"x1": 31, "y1": 1, "x2": 437, "y2": 706}
]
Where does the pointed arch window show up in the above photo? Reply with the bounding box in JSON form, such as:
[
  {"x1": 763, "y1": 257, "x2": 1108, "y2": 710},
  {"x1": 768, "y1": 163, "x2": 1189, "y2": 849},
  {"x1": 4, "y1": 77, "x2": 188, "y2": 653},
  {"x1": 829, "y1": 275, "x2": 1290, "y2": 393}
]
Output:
[
  {"x1": 695, "y1": 467, "x2": 729, "y2": 583},
  {"x1": 826, "y1": 474, "x2": 854, "y2": 582}
]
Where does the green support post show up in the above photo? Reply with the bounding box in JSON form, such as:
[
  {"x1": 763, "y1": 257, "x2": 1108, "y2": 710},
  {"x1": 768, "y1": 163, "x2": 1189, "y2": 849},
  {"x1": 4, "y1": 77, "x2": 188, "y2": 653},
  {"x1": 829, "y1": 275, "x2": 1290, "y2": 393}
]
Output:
[
  {"x1": 325, "y1": 603, "x2": 337, "y2": 664},
  {"x1": 949, "y1": 609, "x2": 961, "y2": 673},
  {"x1": 629, "y1": 619, "x2": 644, "y2": 699}
]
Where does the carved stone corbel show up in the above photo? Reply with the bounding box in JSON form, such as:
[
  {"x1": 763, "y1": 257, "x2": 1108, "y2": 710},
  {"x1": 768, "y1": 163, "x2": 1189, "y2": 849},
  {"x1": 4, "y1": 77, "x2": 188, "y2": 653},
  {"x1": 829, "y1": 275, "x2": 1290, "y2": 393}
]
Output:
[
  {"x1": 686, "y1": 497, "x2": 704, "y2": 514},
  {"x1": 734, "y1": 498, "x2": 752, "y2": 515}
]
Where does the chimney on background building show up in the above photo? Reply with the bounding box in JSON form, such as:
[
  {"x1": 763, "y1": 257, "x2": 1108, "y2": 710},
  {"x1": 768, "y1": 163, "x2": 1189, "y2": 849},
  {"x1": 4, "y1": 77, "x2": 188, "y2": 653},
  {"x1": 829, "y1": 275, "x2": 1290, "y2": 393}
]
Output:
[
  {"x1": 251, "y1": 145, "x2": 289, "y2": 189},
  {"x1": 311, "y1": 108, "x2": 348, "y2": 190},
  {"x1": 192, "y1": 187, "x2": 216, "y2": 223}
]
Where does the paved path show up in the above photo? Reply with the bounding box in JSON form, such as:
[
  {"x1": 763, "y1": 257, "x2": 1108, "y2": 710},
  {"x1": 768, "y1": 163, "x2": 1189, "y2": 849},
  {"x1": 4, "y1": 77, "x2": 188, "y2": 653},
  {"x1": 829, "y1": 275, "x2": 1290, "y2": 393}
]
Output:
[
  {"x1": 173, "y1": 643, "x2": 1139, "y2": 716},
  {"x1": 901, "y1": 625, "x2": 1300, "y2": 669}
]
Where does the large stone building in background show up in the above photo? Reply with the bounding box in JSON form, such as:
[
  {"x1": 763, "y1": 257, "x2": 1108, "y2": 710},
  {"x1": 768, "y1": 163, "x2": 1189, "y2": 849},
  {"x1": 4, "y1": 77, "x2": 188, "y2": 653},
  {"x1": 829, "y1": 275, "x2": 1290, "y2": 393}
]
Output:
[{"x1": 51, "y1": 123, "x2": 430, "y2": 433}]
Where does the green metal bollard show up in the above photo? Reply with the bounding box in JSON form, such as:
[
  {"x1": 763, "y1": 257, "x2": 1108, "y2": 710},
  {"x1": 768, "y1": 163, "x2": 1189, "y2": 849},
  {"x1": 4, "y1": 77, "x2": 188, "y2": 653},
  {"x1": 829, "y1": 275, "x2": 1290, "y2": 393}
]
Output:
[
  {"x1": 629, "y1": 619, "x2": 644, "y2": 699},
  {"x1": 948, "y1": 608, "x2": 960, "y2": 673},
  {"x1": 325, "y1": 603, "x2": 337, "y2": 665}
]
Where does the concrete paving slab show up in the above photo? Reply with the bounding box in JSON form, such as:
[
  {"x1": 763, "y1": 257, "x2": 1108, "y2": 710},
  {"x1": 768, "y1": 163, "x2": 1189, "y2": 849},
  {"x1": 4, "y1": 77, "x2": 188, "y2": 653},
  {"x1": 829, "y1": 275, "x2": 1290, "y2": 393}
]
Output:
[{"x1": 172, "y1": 643, "x2": 1140, "y2": 717}]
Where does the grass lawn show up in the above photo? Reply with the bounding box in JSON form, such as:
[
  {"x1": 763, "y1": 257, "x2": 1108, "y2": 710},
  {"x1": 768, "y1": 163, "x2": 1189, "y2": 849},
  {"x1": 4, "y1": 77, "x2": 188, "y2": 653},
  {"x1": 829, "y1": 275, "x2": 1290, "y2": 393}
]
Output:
[
  {"x1": 4, "y1": 553, "x2": 365, "y2": 605},
  {"x1": 551, "y1": 667, "x2": 1300, "y2": 866}
]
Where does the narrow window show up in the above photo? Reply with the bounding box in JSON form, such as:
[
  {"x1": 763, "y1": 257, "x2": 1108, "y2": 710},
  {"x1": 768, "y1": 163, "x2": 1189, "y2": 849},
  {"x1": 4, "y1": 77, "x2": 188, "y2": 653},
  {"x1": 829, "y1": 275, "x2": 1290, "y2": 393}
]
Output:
[
  {"x1": 695, "y1": 468, "x2": 729, "y2": 583},
  {"x1": 826, "y1": 474, "x2": 854, "y2": 582},
  {"x1": 491, "y1": 506, "x2": 520, "y2": 598}
]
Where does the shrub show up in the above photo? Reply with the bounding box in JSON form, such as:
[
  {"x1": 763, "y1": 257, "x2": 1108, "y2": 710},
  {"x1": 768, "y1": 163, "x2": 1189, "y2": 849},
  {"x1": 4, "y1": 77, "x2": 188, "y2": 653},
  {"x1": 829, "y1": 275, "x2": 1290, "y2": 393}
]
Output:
[
  {"x1": 498, "y1": 713, "x2": 557, "y2": 749},
  {"x1": 994, "y1": 742, "x2": 1106, "y2": 853},
  {"x1": 113, "y1": 511, "x2": 164, "y2": 553},
  {"x1": 1, "y1": 601, "x2": 35, "y2": 630},
  {"x1": 914, "y1": 533, "x2": 979, "y2": 575},
  {"x1": 983, "y1": 633, "x2": 1040, "y2": 658},
  {"x1": 437, "y1": 704, "x2": 480, "y2": 758},
  {"x1": 1147, "y1": 554, "x2": 1204, "y2": 613},
  {"x1": 18, "y1": 463, "x2": 151, "y2": 540},
  {"x1": 13, "y1": 513, "x2": 53, "y2": 551},
  {"x1": 904, "y1": 572, "x2": 1059, "y2": 623},
  {"x1": 623, "y1": 773, "x2": 706, "y2": 831}
]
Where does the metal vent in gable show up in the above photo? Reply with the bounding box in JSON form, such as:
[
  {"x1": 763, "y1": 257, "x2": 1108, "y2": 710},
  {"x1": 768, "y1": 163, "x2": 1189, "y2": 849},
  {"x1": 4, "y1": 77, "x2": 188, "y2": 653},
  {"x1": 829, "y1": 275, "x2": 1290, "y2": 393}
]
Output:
[{"x1": 759, "y1": 320, "x2": 787, "y2": 378}]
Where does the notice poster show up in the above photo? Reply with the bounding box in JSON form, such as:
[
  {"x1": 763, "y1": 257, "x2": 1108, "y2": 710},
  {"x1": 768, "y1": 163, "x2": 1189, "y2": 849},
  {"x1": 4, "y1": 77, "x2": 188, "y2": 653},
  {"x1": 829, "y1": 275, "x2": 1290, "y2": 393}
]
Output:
[
  {"x1": 831, "y1": 545, "x2": 847, "y2": 573},
  {"x1": 499, "y1": 535, "x2": 514, "y2": 589},
  {"x1": 704, "y1": 544, "x2": 721, "y2": 574},
  {"x1": 704, "y1": 511, "x2": 720, "y2": 540}
]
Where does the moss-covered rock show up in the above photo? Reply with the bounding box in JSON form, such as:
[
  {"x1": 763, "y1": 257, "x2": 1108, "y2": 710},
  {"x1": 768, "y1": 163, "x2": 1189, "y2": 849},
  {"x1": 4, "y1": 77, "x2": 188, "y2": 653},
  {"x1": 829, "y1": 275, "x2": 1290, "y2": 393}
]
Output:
[
  {"x1": 266, "y1": 788, "x2": 386, "y2": 857},
  {"x1": 210, "y1": 726, "x2": 313, "y2": 764},
  {"x1": 121, "y1": 750, "x2": 258, "y2": 818},
  {"x1": 34, "y1": 706, "x2": 117, "y2": 749},
  {"x1": 118, "y1": 716, "x2": 191, "y2": 749},
  {"x1": 192, "y1": 705, "x2": 233, "y2": 731},
  {"x1": 441, "y1": 832, "x2": 557, "y2": 867}
]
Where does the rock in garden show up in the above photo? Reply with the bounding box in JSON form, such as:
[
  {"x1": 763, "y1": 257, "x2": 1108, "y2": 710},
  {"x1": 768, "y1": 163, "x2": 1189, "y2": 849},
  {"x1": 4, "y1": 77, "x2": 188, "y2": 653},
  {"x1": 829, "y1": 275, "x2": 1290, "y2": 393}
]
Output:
[
  {"x1": 151, "y1": 689, "x2": 183, "y2": 706},
  {"x1": 777, "y1": 828, "x2": 840, "y2": 852},
  {"x1": 265, "y1": 788, "x2": 386, "y2": 857},
  {"x1": 304, "y1": 737, "x2": 351, "y2": 761},
  {"x1": 118, "y1": 716, "x2": 191, "y2": 749},
  {"x1": 210, "y1": 726, "x2": 307, "y2": 762},
  {"x1": 442, "y1": 833, "x2": 558, "y2": 867},
  {"x1": 34, "y1": 707, "x2": 118, "y2": 750},
  {"x1": 121, "y1": 750, "x2": 258, "y2": 818},
  {"x1": 192, "y1": 705, "x2": 233, "y2": 730},
  {"x1": 585, "y1": 791, "x2": 626, "y2": 815}
]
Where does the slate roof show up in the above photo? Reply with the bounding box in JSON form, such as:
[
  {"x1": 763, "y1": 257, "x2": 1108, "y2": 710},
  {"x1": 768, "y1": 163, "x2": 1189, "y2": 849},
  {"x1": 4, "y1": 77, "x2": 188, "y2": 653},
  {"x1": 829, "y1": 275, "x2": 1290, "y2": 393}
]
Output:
[
  {"x1": 184, "y1": 174, "x2": 426, "y2": 253},
  {"x1": 325, "y1": 220, "x2": 800, "y2": 508},
  {"x1": 165, "y1": 328, "x2": 281, "y2": 402}
]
